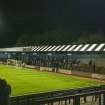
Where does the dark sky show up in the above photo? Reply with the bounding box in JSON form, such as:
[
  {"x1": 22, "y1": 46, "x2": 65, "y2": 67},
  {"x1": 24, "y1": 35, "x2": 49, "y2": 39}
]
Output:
[{"x1": 0, "y1": 0, "x2": 105, "y2": 47}]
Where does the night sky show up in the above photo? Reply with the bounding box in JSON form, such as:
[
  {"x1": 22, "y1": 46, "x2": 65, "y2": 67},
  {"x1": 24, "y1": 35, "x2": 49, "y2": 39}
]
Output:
[{"x1": 0, "y1": 0, "x2": 105, "y2": 47}]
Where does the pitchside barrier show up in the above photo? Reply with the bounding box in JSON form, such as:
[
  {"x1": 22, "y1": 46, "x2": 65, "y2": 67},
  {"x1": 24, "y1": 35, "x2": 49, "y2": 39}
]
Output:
[
  {"x1": 40, "y1": 66, "x2": 105, "y2": 80},
  {"x1": 9, "y1": 85, "x2": 105, "y2": 105}
]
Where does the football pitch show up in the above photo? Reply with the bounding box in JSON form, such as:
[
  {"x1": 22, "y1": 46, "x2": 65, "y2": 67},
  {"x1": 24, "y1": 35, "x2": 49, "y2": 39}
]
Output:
[{"x1": 0, "y1": 64, "x2": 102, "y2": 96}]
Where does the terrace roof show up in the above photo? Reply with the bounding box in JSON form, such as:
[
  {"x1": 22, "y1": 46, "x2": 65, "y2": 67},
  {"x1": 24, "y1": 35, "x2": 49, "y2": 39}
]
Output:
[{"x1": 0, "y1": 44, "x2": 105, "y2": 52}]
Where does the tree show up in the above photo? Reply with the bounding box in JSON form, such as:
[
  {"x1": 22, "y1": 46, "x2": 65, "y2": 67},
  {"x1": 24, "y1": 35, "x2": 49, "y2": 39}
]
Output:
[
  {"x1": 16, "y1": 34, "x2": 31, "y2": 46},
  {"x1": 76, "y1": 33, "x2": 105, "y2": 44},
  {"x1": 16, "y1": 28, "x2": 77, "y2": 46}
]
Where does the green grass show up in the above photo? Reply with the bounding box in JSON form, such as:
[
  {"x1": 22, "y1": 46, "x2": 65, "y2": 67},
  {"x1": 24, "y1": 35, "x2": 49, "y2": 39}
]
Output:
[{"x1": 0, "y1": 64, "x2": 102, "y2": 96}]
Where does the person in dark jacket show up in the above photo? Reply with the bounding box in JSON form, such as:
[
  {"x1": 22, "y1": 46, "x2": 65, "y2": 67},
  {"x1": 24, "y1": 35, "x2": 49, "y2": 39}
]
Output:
[
  {"x1": 89, "y1": 60, "x2": 93, "y2": 72},
  {"x1": 93, "y1": 62, "x2": 96, "y2": 73},
  {"x1": 0, "y1": 79, "x2": 11, "y2": 105}
]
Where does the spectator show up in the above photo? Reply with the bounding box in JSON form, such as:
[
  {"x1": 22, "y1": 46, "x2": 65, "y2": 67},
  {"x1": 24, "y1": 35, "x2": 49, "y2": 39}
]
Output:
[
  {"x1": 93, "y1": 62, "x2": 96, "y2": 73},
  {"x1": 0, "y1": 79, "x2": 11, "y2": 105},
  {"x1": 89, "y1": 60, "x2": 93, "y2": 72},
  {"x1": 55, "y1": 59, "x2": 59, "y2": 73},
  {"x1": 51, "y1": 57, "x2": 55, "y2": 72}
]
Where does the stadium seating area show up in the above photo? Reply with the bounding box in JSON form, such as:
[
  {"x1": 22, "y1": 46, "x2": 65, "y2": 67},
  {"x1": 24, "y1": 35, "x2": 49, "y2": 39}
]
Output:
[{"x1": 0, "y1": 43, "x2": 105, "y2": 74}]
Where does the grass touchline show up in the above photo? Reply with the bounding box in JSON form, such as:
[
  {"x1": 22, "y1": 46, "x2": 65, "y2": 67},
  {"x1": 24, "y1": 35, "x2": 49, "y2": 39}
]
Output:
[{"x1": 0, "y1": 64, "x2": 102, "y2": 96}]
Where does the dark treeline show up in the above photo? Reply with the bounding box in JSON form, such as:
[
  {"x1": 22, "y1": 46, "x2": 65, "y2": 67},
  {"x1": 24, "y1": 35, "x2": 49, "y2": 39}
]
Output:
[{"x1": 16, "y1": 27, "x2": 105, "y2": 46}]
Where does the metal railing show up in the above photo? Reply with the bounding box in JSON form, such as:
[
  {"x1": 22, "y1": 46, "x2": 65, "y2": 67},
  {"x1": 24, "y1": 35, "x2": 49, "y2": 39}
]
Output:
[{"x1": 9, "y1": 85, "x2": 105, "y2": 105}]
